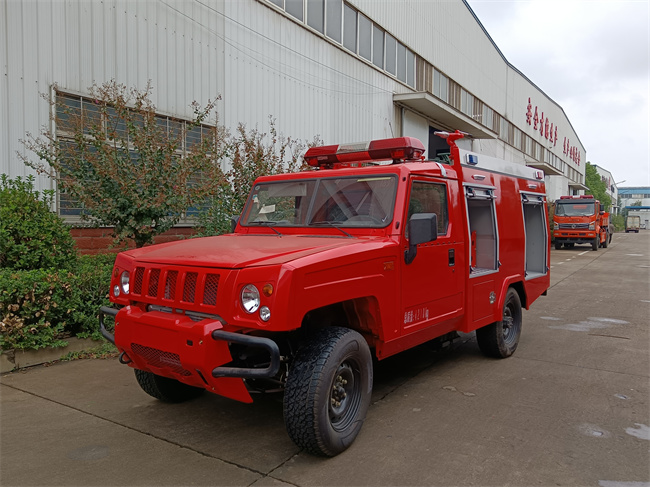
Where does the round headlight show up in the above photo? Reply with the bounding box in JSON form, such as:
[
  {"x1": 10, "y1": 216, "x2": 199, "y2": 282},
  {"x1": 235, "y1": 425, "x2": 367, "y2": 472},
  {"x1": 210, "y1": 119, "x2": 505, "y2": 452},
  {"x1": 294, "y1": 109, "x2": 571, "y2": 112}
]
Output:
[
  {"x1": 241, "y1": 284, "x2": 260, "y2": 313},
  {"x1": 259, "y1": 306, "x2": 271, "y2": 322},
  {"x1": 113, "y1": 284, "x2": 120, "y2": 297},
  {"x1": 120, "y1": 271, "x2": 130, "y2": 294}
]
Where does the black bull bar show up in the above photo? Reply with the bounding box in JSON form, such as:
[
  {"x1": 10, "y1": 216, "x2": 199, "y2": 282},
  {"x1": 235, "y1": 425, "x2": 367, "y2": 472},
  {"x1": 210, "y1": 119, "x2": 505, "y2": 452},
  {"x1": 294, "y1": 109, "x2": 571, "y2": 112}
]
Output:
[{"x1": 99, "y1": 306, "x2": 281, "y2": 379}]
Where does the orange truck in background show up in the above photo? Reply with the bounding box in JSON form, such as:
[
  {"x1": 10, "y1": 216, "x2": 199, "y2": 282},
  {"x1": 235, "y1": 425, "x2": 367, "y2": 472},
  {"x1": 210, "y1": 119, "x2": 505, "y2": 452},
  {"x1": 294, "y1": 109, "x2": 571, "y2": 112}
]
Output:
[{"x1": 553, "y1": 195, "x2": 610, "y2": 251}]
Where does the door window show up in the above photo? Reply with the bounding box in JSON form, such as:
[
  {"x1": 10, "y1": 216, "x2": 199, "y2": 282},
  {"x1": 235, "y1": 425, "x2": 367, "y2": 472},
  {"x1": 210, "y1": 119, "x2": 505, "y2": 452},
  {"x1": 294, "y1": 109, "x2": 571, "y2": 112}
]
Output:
[{"x1": 406, "y1": 181, "x2": 449, "y2": 236}]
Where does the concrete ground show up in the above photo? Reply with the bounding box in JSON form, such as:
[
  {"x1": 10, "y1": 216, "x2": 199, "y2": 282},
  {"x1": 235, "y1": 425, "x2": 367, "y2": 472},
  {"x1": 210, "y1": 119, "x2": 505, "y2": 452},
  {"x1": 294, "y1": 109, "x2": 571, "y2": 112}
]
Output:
[{"x1": 2, "y1": 231, "x2": 649, "y2": 486}]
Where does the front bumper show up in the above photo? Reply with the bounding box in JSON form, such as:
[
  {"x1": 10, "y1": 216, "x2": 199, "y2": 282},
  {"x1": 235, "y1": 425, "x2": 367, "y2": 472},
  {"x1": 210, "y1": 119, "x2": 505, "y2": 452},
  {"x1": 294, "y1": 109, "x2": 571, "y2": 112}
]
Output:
[
  {"x1": 99, "y1": 306, "x2": 280, "y2": 403},
  {"x1": 553, "y1": 231, "x2": 596, "y2": 244}
]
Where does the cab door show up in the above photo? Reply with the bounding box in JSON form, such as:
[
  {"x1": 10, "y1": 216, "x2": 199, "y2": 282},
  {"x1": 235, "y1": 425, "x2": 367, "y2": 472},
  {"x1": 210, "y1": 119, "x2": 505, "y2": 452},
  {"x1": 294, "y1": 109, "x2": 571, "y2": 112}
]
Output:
[{"x1": 400, "y1": 178, "x2": 464, "y2": 336}]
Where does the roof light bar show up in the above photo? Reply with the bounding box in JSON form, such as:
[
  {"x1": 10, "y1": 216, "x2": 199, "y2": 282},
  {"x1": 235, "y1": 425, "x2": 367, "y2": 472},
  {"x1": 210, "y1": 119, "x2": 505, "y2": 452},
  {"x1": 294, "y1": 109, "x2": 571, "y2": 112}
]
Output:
[
  {"x1": 559, "y1": 195, "x2": 595, "y2": 199},
  {"x1": 304, "y1": 137, "x2": 425, "y2": 168}
]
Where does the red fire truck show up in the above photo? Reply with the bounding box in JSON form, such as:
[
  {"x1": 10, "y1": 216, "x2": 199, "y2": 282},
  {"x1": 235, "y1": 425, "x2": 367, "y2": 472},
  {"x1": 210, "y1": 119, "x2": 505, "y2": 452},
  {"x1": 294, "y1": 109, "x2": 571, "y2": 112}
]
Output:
[
  {"x1": 100, "y1": 131, "x2": 550, "y2": 456},
  {"x1": 553, "y1": 195, "x2": 610, "y2": 250}
]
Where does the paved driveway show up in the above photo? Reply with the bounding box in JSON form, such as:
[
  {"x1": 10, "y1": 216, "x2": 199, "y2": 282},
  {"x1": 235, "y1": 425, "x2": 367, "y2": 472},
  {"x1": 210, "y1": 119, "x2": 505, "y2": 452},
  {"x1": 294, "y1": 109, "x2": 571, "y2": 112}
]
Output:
[{"x1": 2, "y1": 232, "x2": 648, "y2": 486}]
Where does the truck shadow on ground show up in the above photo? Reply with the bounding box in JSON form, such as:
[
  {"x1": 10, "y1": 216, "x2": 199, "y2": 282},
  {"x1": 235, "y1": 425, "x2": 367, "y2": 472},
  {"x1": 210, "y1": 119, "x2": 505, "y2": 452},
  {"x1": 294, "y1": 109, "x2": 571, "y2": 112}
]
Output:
[{"x1": 119, "y1": 332, "x2": 482, "y2": 464}]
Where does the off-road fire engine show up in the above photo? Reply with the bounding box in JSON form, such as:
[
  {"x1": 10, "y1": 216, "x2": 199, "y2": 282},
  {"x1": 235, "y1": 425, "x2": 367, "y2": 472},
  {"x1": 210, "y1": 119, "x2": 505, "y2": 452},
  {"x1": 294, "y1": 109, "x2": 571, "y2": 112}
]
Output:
[
  {"x1": 100, "y1": 131, "x2": 550, "y2": 456},
  {"x1": 553, "y1": 195, "x2": 610, "y2": 250}
]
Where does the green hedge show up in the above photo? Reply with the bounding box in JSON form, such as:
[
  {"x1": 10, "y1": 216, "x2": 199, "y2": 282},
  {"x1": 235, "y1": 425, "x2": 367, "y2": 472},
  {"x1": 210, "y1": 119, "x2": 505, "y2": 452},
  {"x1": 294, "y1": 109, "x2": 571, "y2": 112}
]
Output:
[
  {"x1": 0, "y1": 254, "x2": 115, "y2": 350},
  {"x1": 1, "y1": 175, "x2": 77, "y2": 271}
]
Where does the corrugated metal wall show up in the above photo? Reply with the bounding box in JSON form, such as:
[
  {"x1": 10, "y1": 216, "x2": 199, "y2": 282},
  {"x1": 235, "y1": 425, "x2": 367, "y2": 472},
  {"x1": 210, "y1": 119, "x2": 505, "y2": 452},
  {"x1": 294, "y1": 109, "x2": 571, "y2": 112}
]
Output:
[
  {"x1": 1, "y1": 0, "x2": 583, "y2": 198},
  {"x1": 2, "y1": 0, "x2": 405, "y2": 192}
]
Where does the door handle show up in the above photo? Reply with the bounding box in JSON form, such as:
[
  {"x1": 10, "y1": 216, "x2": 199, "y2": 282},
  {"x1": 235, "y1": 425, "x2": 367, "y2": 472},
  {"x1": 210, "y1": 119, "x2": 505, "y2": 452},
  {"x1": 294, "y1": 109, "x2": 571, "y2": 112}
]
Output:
[{"x1": 448, "y1": 248, "x2": 455, "y2": 266}]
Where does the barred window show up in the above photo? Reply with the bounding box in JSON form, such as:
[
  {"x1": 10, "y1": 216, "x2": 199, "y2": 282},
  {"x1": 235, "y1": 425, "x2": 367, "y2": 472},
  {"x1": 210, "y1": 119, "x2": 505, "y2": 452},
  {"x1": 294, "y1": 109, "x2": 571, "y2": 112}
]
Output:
[{"x1": 54, "y1": 90, "x2": 216, "y2": 220}]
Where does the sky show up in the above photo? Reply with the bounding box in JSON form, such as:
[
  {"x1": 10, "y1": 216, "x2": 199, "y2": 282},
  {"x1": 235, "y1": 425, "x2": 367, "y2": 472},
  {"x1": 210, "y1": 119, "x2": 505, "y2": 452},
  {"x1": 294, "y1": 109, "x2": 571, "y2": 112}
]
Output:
[{"x1": 466, "y1": 0, "x2": 650, "y2": 188}]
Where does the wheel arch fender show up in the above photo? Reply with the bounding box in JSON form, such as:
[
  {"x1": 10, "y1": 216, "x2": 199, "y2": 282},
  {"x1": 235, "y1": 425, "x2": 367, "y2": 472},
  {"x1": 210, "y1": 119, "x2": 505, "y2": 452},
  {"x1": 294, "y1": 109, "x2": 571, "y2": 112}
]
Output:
[
  {"x1": 498, "y1": 278, "x2": 526, "y2": 316},
  {"x1": 299, "y1": 296, "x2": 384, "y2": 347}
]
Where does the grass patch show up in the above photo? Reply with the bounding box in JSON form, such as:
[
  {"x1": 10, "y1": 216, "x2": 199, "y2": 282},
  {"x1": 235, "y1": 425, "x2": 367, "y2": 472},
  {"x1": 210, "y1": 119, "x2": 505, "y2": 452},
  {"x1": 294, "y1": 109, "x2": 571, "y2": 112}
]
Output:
[{"x1": 60, "y1": 342, "x2": 119, "y2": 361}]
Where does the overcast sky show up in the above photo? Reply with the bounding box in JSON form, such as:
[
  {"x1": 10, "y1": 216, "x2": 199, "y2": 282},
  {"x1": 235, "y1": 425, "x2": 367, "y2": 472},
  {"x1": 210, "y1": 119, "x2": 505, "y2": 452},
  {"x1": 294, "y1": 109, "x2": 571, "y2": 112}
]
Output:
[{"x1": 466, "y1": 0, "x2": 650, "y2": 188}]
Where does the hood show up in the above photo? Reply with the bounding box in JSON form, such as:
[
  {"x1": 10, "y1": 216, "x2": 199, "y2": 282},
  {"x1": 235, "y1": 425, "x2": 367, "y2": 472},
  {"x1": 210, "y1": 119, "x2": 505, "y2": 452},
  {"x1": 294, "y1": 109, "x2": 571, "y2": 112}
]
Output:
[{"x1": 123, "y1": 234, "x2": 368, "y2": 268}]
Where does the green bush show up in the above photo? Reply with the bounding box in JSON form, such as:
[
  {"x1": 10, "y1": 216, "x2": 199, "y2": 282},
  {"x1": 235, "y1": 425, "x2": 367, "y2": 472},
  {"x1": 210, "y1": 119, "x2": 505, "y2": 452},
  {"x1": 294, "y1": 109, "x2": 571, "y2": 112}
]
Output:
[
  {"x1": 0, "y1": 174, "x2": 77, "y2": 270},
  {"x1": 66, "y1": 254, "x2": 115, "y2": 339},
  {"x1": 611, "y1": 214, "x2": 625, "y2": 232},
  {"x1": 0, "y1": 268, "x2": 72, "y2": 350},
  {"x1": 0, "y1": 254, "x2": 115, "y2": 350}
]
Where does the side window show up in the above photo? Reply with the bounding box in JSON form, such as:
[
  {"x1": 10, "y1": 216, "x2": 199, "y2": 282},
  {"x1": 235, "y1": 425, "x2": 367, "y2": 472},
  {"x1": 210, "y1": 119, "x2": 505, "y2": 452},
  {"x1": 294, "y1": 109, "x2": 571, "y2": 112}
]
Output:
[
  {"x1": 466, "y1": 186, "x2": 498, "y2": 272},
  {"x1": 407, "y1": 181, "x2": 449, "y2": 235}
]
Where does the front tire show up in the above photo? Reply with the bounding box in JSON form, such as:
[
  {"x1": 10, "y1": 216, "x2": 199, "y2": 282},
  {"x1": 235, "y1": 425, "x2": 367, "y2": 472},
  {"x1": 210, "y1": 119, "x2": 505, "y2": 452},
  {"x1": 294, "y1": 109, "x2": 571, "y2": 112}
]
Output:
[
  {"x1": 476, "y1": 288, "x2": 522, "y2": 358},
  {"x1": 284, "y1": 327, "x2": 373, "y2": 456},
  {"x1": 591, "y1": 237, "x2": 599, "y2": 251},
  {"x1": 134, "y1": 369, "x2": 205, "y2": 403}
]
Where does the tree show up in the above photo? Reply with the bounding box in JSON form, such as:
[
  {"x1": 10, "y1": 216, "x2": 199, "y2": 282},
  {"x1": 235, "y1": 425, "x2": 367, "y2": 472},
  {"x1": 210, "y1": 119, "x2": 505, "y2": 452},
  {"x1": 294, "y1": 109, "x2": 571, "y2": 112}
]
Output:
[
  {"x1": 584, "y1": 162, "x2": 611, "y2": 211},
  {"x1": 195, "y1": 117, "x2": 320, "y2": 236},
  {"x1": 21, "y1": 81, "x2": 229, "y2": 248}
]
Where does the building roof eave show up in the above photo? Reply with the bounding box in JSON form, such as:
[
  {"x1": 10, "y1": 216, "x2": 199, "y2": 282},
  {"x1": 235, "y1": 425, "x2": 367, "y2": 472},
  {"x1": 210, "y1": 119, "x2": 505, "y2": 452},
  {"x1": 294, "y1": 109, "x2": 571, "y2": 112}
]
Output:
[
  {"x1": 568, "y1": 182, "x2": 590, "y2": 191},
  {"x1": 525, "y1": 160, "x2": 564, "y2": 177},
  {"x1": 393, "y1": 92, "x2": 498, "y2": 140}
]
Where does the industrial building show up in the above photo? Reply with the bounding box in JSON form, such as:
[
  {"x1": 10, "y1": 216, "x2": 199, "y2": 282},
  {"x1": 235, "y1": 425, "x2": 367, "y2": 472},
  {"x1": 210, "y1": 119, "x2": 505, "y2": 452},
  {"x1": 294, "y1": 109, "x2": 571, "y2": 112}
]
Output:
[
  {"x1": 1, "y1": 0, "x2": 588, "y2": 222},
  {"x1": 619, "y1": 187, "x2": 650, "y2": 229}
]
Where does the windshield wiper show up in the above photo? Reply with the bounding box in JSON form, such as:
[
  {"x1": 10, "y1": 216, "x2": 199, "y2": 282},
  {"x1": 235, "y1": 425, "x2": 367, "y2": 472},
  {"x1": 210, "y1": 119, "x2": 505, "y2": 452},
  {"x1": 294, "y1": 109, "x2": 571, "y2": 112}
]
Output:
[
  {"x1": 310, "y1": 221, "x2": 353, "y2": 238},
  {"x1": 247, "y1": 221, "x2": 282, "y2": 236}
]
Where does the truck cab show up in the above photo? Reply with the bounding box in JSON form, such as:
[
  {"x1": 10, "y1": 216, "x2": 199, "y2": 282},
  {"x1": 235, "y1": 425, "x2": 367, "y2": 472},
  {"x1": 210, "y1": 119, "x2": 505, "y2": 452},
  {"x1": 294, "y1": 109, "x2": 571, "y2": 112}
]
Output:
[
  {"x1": 553, "y1": 195, "x2": 610, "y2": 250},
  {"x1": 100, "y1": 132, "x2": 550, "y2": 456}
]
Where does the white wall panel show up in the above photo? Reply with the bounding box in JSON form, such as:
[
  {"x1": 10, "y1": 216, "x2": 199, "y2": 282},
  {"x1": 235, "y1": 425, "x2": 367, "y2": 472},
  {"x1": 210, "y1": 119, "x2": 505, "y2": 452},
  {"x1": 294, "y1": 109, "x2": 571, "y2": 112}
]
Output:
[
  {"x1": 402, "y1": 110, "x2": 429, "y2": 156},
  {"x1": 0, "y1": 0, "x2": 8, "y2": 181},
  {"x1": 1, "y1": 0, "x2": 584, "y2": 196}
]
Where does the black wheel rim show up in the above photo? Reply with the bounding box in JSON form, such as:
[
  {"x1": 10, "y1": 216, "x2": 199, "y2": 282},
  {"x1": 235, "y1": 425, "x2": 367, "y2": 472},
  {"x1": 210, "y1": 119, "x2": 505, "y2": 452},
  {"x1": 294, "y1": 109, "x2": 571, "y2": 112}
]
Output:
[
  {"x1": 328, "y1": 361, "x2": 361, "y2": 431},
  {"x1": 502, "y1": 301, "x2": 521, "y2": 347}
]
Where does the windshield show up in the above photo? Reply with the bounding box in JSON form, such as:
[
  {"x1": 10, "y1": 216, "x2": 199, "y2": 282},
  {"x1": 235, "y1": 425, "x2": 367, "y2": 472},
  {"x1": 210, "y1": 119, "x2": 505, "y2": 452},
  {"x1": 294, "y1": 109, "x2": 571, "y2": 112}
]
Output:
[
  {"x1": 242, "y1": 175, "x2": 397, "y2": 228},
  {"x1": 555, "y1": 201, "x2": 596, "y2": 217}
]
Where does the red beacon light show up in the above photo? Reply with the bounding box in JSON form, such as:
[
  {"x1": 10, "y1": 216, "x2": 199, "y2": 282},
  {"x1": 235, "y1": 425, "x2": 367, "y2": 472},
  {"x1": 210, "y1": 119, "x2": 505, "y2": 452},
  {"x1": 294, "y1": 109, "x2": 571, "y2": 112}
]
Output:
[
  {"x1": 304, "y1": 137, "x2": 425, "y2": 168},
  {"x1": 559, "y1": 195, "x2": 595, "y2": 199}
]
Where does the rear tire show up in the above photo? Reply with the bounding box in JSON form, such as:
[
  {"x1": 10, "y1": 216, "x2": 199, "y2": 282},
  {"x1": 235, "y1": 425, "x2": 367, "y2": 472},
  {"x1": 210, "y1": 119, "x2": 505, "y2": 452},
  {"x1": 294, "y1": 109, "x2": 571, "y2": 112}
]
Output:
[
  {"x1": 284, "y1": 327, "x2": 373, "y2": 456},
  {"x1": 134, "y1": 369, "x2": 205, "y2": 403},
  {"x1": 602, "y1": 233, "x2": 608, "y2": 248},
  {"x1": 476, "y1": 288, "x2": 522, "y2": 358}
]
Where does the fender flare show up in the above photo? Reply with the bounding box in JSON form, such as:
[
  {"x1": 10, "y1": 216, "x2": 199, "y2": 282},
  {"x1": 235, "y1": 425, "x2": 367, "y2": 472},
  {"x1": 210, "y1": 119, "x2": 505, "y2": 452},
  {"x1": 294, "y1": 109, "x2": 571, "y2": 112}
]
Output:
[{"x1": 496, "y1": 276, "x2": 526, "y2": 319}]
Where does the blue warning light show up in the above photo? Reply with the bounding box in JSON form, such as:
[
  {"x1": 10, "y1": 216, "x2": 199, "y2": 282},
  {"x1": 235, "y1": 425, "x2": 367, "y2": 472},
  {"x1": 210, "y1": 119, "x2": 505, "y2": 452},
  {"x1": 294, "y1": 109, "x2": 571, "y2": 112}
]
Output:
[{"x1": 466, "y1": 154, "x2": 479, "y2": 165}]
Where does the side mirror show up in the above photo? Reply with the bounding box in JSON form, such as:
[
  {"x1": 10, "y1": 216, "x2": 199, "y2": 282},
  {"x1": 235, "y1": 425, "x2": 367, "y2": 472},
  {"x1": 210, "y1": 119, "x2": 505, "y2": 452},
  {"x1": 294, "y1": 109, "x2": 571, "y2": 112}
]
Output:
[
  {"x1": 405, "y1": 213, "x2": 438, "y2": 265},
  {"x1": 230, "y1": 216, "x2": 240, "y2": 233}
]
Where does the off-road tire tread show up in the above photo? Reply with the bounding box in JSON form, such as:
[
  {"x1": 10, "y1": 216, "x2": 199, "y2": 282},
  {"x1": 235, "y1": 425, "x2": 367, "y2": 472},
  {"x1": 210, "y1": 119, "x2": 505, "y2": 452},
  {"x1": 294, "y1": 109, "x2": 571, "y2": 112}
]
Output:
[
  {"x1": 283, "y1": 326, "x2": 371, "y2": 457},
  {"x1": 134, "y1": 369, "x2": 204, "y2": 403}
]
